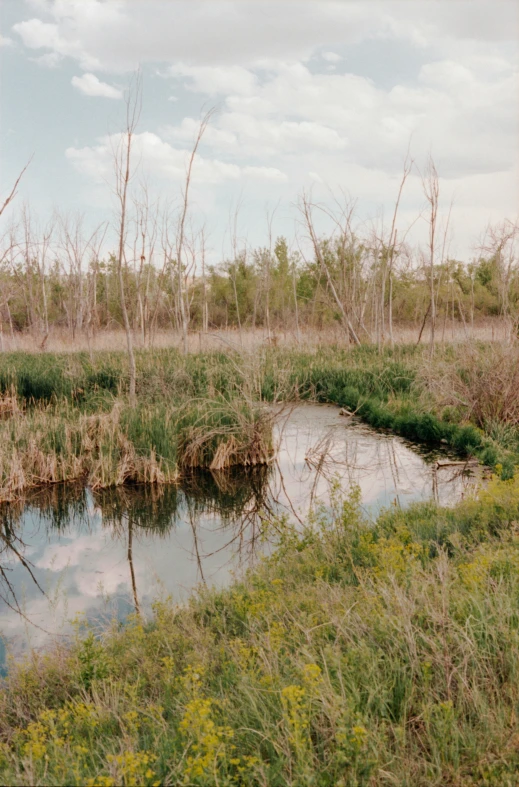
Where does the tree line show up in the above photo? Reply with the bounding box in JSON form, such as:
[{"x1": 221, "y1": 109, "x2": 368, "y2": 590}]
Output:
[
  {"x1": 1, "y1": 206, "x2": 517, "y2": 345},
  {"x1": 1, "y1": 77, "x2": 518, "y2": 361}
]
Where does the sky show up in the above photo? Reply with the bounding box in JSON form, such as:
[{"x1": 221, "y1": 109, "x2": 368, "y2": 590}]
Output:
[{"x1": 1, "y1": 0, "x2": 518, "y2": 262}]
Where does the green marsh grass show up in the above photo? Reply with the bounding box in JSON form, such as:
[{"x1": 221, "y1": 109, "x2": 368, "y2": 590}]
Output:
[{"x1": 0, "y1": 342, "x2": 518, "y2": 500}]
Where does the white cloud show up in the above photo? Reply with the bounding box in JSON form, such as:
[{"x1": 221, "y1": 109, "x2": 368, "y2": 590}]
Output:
[
  {"x1": 162, "y1": 118, "x2": 238, "y2": 149},
  {"x1": 224, "y1": 116, "x2": 349, "y2": 156},
  {"x1": 0, "y1": 34, "x2": 14, "y2": 47},
  {"x1": 418, "y1": 60, "x2": 474, "y2": 89},
  {"x1": 242, "y1": 166, "x2": 287, "y2": 182},
  {"x1": 169, "y1": 63, "x2": 257, "y2": 95},
  {"x1": 161, "y1": 54, "x2": 516, "y2": 181},
  {"x1": 66, "y1": 131, "x2": 287, "y2": 185},
  {"x1": 71, "y1": 72, "x2": 123, "y2": 99},
  {"x1": 13, "y1": 1, "x2": 518, "y2": 74},
  {"x1": 163, "y1": 114, "x2": 347, "y2": 157},
  {"x1": 13, "y1": 6, "x2": 113, "y2": 70},
  {"x1": 14, "y1": 17, "x2": 91, "y2": 62},
  {"x1": 322, "y1": 51, "x2": 342, "y2": 63},
  {"x1": 32, "y1": 51, "x2": 63, "y2": 68}
]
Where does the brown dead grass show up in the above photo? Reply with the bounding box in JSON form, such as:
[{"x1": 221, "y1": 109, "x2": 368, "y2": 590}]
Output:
[
  {"x1": 419, "y1": 342, "x2": 519, "y2": 429},
  {"x1": 0, "y1": 319, "x2": 509, "y2": 354},
  {"x1": 179, "y1": 406, "x2": 276, "y2": 471},
  {"x1": 0, "y1": 388, "x2": 20, "y2": 419}
]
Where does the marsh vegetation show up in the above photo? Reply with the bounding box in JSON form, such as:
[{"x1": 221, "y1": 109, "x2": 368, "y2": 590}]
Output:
[
  {"x1": 0, "y1": 336, "x2": 517, "y2": 783},
  {"x1": 0, "y1": 341, "x2": 517, "y2": 503},
  {"x1": 2, "y1": 86, "x2": 519, "y2": 787}
]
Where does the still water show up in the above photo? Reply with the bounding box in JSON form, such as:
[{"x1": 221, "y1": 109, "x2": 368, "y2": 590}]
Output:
[{"x1": 0, "y1": 404, "x2": 480, "y2": 669}]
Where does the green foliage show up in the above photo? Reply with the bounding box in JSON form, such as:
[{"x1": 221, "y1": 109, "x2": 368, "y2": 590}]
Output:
[{"x1": 1, "y1": 230, "x2": 509, "y2": 335}]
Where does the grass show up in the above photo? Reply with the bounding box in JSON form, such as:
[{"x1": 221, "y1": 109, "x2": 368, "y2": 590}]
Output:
[
  {"x1": 0, "y1": 348, "x2": 276, "y2": 500},
  {"x1": 0, "y1": 342, "x2": 518, "y2": 501},
  {"x1": 1, "y1": 475, "x2": 519, "y2": 784},
  {"x1": 0, "y1": 321, "x2": 509, "y2": 355},
  {"x1": 0, "y1": 397, "x2": 274, "y2": 501}
]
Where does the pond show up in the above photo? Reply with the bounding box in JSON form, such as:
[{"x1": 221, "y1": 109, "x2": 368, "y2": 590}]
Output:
[{"x1": 0, "y1": 404, "x2": 481, "y2": 671}]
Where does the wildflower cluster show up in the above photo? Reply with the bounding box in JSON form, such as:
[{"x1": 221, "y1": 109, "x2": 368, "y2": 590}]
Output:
[{"x1": 179, "y1": 665, "x2": 234, "y2": 783}]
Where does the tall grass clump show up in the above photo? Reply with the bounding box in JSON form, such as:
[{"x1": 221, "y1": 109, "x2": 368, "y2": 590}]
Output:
[
  {"x1": 420, "y1": 342, "x2": 519, "y2": 430},
  {"x1": 0, "y1": 397, "x2": 274, "y2": 501},
  {"x1": 176, "y1": 398, "x2": 274, "y2": 471},
  {"x1": 1, "y1": 476, "x2": 519, "y2": 784}
]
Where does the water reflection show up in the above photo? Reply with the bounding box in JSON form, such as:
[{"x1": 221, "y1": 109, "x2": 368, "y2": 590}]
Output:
[
  {"x1": 8, "y1": 468, "x2": 272, "y2": 535},
  {"x1": 0, "y1": 404, "x2": 481, "y2": 668}
]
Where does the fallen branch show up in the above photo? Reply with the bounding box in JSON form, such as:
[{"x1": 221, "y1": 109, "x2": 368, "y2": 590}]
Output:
[{"x1": 435, "y1": 459, "x2": 479, "y2": 468}]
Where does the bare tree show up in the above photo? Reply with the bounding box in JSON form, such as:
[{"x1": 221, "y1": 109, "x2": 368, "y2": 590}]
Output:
[
  {"x1": 20, "y1": 204, "x2": 40, "y2": 334},
  {"x1": 84, "y1": 221, "x2": 108, "y2": 357},
  {"x1": 112, "y1": 71, "x2": 142, "y2": 405},
  {"x1": 289, "y1": 239, "x2": 301, "y2": 345},
  {"x1": 300, "y1": 192, "x2": 361, "y2": 345},
  {"x1": 0, "y1": 158, "x2": 32, "y2": 220},
  {"x1": 131, "y1": 184, "x2": 159, "y2": 346},
  {"x1": 58, "y1": 211, "x2": 102, "y2": 339},
  {"x1": 228, "y1": 198, "x2": 245, "y2": 346},
  {"x1": 386, "y1": 150, "x2": 413, "y2": 347},
  {"x1": 480, "y1": 219, "x2": 519, "y2": 343},
  {"x1": 421, "y1": 156, "x2": 440, "y2": 356},
  {"x1": 146, "y1": 199, "x2": 175, "y2": 346},
  {"x1": 264, "y1": 202, "x2": 280, "y2": 342},
  {"x1": 173, "y1": 108, "x2": 215, "y2": 354},
  {"x1": 200, "y1": 225, "x2": 209, "y2": 334}
]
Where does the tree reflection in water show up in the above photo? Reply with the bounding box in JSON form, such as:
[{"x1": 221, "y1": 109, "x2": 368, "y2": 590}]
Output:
[
  {"x1": 0, "y1": 508, "x2": 46, "y2": 623},
  {"x1": 0, "y1": 464, "x2": 274, "y2": 617}
]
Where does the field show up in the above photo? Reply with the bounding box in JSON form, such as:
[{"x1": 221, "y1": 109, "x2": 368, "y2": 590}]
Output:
[{"x1": 1, "y1": 339, "x2": 519, "y2": 785}]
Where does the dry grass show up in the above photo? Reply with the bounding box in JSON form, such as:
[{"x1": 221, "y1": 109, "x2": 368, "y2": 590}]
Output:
[
  {"x1": 179, "y1": 403, "x2": 276, "y2": 471},
  {"x1": 0, "y1": 319, "x2": 509, "y2": 355},
  {"x1": 0, "y1": 406, "x2": 157, "y2": 501},
  {"x1": 420, "y1": 342, "x2": 519, "y2": 430},
  {"x1": 0, "y1": 387, "x2": 20, "y2": 419}
]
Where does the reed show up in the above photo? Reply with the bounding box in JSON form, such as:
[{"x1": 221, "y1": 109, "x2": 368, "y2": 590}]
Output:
[{"x1": 0, "y1": 398, "x2": 273, "y2": 502}]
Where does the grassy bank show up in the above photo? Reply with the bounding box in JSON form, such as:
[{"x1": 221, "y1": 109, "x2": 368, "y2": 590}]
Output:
[
  {"x1": 1, "y1": 342, "x2": 517, "y2": 501},
  {"x1": 1, "y1": 475, "x2": 519, "y2": 785},
  {"x1": 0, "y1": 350, "x2": 276, "y2": 501}
]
